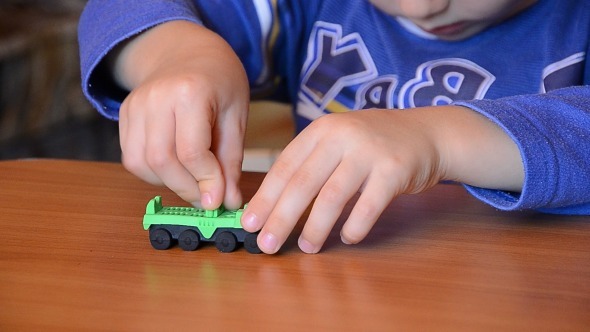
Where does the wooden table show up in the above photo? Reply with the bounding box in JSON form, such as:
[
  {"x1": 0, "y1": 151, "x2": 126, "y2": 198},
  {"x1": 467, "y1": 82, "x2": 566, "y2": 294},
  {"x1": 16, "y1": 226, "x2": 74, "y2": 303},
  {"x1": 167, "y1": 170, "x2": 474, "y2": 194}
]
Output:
[{"x1": 1, "y1": 160, "x2": 589, "y2": 331}]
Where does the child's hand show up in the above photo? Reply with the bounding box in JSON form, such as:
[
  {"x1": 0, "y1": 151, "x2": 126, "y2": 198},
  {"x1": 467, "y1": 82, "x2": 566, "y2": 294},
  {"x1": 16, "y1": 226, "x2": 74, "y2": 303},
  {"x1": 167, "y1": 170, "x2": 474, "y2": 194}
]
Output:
[
  {"x1": 242, "y1": 107, "x2": 523, "y2": 254},
  {"x1": 113, "y1": 21, "x2": 249, "y2": 209}
]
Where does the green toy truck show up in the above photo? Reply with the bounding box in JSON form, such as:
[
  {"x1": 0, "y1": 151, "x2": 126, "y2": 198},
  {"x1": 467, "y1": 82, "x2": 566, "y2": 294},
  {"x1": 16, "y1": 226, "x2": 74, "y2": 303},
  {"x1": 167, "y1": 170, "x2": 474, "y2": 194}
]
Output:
[{"x1": 143, "y1": 196, "x2": 261, "y2": 253}]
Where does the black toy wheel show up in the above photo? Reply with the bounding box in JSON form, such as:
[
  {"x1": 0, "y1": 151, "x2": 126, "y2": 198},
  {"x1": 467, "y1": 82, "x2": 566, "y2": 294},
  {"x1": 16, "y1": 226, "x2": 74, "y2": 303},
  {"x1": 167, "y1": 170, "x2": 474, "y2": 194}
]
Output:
[
  {"x1": 244, "y1": 232, "x2": 262, "y2": 254},
  {"x1": 149, "y1": 228, "x2": 173, "y2": 250},
  {"x1": 215, "y1": 231, "x2": 237, "y2": 253},
  {"x1": 178, "y1": 229, "x2": 200, "y2": 251}
]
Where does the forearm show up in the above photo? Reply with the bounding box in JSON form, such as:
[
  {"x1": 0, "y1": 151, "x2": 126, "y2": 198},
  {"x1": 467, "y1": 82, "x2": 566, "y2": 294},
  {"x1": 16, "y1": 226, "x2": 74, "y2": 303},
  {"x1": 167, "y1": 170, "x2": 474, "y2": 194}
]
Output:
[
  {"x1": 455, "y1": 87, "x2": 590, "y2": 214},
  {"x1": 415, "y1": 105, "x2": 524, "y2": 192},
  {"x1": 110, "y1": 20, "x2": 238, "y2": 91}
]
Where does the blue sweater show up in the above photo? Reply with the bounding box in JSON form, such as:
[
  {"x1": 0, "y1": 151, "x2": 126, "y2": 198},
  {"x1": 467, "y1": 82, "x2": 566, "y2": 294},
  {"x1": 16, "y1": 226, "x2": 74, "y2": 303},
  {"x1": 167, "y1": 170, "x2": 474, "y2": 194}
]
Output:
[{"x1": 78, "y1": 0, "x2": 590, "y2": 215}]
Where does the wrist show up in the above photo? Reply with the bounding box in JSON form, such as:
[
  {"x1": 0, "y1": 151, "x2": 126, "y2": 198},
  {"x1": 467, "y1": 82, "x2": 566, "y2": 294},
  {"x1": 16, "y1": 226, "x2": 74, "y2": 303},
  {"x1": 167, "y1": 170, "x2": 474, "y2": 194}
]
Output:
[
  {"x1": 422, "y1": 105, "x2": 524, "y2": 191},
  {"x1": 110, "y1": 20, "x2": 232, "y2": 90}
]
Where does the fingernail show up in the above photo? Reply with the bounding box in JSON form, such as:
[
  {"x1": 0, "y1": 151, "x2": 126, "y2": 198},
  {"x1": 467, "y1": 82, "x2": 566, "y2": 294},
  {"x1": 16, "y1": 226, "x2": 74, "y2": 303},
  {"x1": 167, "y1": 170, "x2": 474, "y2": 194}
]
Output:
[
  {"x1": 298, "y1": 237, "x2": 317, "y2": 254},
  {"x1": 241, "y1": 211, "x2": 258, "y2": 231},
  {"x1": 201, "y1": 192, "x2": 212, "y2": 207},
  {"x1": 260, "y1": 232, "x2": 279, "y2": 253}
]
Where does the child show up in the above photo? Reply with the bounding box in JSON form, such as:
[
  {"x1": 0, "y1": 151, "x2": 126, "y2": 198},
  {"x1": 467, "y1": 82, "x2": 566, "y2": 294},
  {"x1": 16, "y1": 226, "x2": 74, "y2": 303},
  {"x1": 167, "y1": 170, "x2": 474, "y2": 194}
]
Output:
[{"x1": 78, "y1": 0, "x2": 590, "y2": 254}]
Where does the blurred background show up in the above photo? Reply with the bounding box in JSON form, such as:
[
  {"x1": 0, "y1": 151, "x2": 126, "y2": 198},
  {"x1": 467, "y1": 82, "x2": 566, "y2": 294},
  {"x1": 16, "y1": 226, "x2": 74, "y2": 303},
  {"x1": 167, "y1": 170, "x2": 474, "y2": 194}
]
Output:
[
  {"x1": 0, "y1": 0, "x2": 293, "y2": 170},
  {"x1": 0, "y1": 0, "x2": 120, "y2": 161}
]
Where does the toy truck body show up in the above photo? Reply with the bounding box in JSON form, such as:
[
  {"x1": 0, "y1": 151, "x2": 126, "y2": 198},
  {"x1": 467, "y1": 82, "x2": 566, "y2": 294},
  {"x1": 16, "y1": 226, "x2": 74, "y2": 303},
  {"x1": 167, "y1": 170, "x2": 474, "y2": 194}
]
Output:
[{"x1": 143, "y1": 196, "x2": 261, "y2": 253}]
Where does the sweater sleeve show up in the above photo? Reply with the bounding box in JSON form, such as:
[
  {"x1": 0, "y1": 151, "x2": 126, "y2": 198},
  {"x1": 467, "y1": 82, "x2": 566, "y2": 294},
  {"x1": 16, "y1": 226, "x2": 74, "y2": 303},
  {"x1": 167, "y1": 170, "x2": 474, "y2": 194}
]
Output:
[
  {"x1": 454, "y1": 86, "x2": 590, "y2": 215},
  {"x1": 78, "y1": 0, "x2": 315, "y2": 120},
  {"x1": 78, "y1": 0, "x2": 202, "y2": 120}
]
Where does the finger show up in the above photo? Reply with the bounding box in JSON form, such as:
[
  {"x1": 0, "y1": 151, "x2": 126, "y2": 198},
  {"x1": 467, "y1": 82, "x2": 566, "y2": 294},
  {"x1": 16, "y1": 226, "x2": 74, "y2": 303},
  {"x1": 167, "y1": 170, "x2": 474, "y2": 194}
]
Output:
[
  {"x1": 175, "y1": 100, "x2": 225, "y2": 209},
  {"x1": 340, "y1": 168, "x2": 402, "y2": 245},
  {"x1": 256, "y1": 142, "x2": 340, "y2": 254},
  {"x1": 212, "y1": 103, "x2": 248, "y2": 209},
  {"x1": 145, "y1": 106, "x2": 203, "y2": 205},
  {"x1": 298, "y1": 160, "x2": 367, "y2": 253},
  {"x1": 119, "y1": 98, "x2": 162, "y2": 185},
  {"x1": 242, "y1": 131, "x2": 318, "y2": 232}
]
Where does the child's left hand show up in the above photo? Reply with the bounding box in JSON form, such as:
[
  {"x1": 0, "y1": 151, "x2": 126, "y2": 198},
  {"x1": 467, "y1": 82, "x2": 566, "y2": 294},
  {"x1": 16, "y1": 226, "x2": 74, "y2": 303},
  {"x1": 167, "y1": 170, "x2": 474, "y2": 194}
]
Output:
[{"x1": 241, "y1": 106, "x2": 524, "y2": 254}]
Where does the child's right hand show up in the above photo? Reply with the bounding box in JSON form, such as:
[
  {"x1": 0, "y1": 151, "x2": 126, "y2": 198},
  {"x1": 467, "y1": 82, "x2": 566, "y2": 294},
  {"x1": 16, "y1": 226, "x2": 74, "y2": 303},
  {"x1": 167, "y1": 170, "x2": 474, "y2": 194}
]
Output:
[{"x1": 111, "y1": 21, "x2": 250, "y2": 210}]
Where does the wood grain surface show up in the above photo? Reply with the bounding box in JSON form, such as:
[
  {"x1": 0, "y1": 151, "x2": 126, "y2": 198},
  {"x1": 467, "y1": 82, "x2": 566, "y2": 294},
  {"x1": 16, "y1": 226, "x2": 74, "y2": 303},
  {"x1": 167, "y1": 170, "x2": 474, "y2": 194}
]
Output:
[{"x1": 0, "y1": 160, "x2": 588, "y2": 331}]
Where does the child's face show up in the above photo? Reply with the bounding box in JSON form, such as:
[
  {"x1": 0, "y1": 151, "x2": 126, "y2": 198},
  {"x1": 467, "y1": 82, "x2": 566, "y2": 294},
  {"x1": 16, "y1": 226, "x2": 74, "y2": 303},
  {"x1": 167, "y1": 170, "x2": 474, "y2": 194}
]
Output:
[{"x1": 369, "y1": 0, "x2": 538, "y2": 40}]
